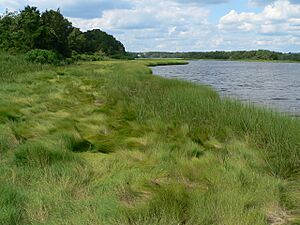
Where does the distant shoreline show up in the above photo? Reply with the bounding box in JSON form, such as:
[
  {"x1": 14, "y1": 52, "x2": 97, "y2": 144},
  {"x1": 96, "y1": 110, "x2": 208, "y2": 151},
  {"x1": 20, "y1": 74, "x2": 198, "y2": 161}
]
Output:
[
  {"x1": 185, "y1": 58, "x2": 300, "y2": 63},
  {"x1": 132, "y1": 50, "x2": 300, "y2": 63},
  {"x1": 137, "y1": 58, "x2": 300, "y2": 64}
]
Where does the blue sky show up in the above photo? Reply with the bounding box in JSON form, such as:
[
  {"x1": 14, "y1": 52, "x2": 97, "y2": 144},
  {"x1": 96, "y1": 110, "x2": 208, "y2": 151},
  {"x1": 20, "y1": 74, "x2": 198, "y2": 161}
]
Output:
[{"x1": 1, "y1": 0, "x2": 300, "y2": 52}]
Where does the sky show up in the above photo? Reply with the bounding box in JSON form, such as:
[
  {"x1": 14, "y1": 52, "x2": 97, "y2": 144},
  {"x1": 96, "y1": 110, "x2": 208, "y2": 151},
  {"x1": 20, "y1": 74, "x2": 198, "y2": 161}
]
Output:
[{"x1": 1, "y1": 0, "x2": 300, "y2": 52}]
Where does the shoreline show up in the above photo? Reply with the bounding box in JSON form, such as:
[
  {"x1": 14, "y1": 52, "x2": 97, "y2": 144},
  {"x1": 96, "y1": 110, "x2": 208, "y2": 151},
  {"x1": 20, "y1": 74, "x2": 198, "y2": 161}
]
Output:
[
  {"x1": 185, "y1": 58, "x2": 300, "y2": 64},
  {"x1": 137, "y1": 57, "x2": 300, "y2": 64},
  {"x1": 150, "y1": 59, "x2": 300, "y2": 117}
]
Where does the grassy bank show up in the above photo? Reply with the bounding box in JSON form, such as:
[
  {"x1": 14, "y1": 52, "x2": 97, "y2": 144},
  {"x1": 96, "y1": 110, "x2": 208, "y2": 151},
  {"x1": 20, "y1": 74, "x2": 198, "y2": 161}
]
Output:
[
  {"x1": 0, "y1": 53, "x2": 299, "y2": 225},
  {"x1": 135, "y1": 58, "x2": 188, "y2": 66}
]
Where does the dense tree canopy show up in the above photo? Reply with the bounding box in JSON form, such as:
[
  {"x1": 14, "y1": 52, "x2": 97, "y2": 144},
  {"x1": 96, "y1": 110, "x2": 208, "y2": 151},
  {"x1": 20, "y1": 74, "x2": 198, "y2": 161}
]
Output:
[
  {"x1": 0, "y1": 6, "x2": 126, "y2": 58},
  {"x1": 84, "y1": 29, "x2": 125, "y2": 55}
]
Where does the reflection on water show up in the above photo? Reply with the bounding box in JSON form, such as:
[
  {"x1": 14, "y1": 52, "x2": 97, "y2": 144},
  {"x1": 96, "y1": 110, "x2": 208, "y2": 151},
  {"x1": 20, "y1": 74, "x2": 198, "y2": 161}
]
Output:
[{"x1": 151, "y1": 60, "x2": 300, "y2": 115}]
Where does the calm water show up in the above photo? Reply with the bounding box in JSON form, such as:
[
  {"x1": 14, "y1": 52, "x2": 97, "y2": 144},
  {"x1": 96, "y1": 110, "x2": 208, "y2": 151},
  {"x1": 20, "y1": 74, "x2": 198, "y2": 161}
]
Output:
[{"x1": 151, "y1": 60, "x2": 300, "y2": 115}]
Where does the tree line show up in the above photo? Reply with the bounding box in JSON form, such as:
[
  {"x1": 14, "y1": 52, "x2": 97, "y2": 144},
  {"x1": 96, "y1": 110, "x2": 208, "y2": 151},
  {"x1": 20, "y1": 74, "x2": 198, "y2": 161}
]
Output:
[
  {"x1": 0, "y1": 6, "x2": 126, "y2": 59},
  {"x1": 133, "y1": 50, "x2": 300, "y2": 61}
]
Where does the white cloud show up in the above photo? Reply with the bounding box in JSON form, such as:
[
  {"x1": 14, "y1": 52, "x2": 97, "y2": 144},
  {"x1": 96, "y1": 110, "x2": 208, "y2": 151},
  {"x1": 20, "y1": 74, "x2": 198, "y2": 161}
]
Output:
[
  {"x1": 220, "y1": 0, "x2": 300, "y2": 30},
  {"x1": 218, "y1": 0, "x2": 300, "y2": 51},
  {"x1": 69, "y1": 0, "x2": 215, "y2": 51}
]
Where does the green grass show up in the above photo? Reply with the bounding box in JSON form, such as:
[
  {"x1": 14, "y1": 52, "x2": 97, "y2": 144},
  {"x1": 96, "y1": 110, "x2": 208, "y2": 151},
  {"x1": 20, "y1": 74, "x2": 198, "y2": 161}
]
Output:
[
  {"x1": 138, "y1": 59, "x2": 189, "y2": 66},
  {"x1": 0, "y1": 53, "x2": 299, "y2": 224},
  {"x1": 0, "y1": 52, "x2": 52, "y2": 82}
]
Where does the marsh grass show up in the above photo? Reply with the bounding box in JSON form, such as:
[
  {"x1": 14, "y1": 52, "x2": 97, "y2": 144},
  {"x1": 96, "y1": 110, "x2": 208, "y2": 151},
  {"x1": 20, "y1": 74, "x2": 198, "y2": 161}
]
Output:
[
  {"x1": 0, "y1": 52, "x2": 52, "y2": 82},
  {"x1": 0, "y1": 53, "x2": 299, "y2": 224}
]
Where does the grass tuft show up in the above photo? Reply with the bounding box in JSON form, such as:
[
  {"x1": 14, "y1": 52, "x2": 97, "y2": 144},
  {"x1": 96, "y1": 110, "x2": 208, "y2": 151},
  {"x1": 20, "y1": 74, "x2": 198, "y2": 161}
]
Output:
[
  {"x1": 0, "y1": 184, "x2": 27, "y2": 225},
  {"x1": 14, "y1": 141, "x2": 76, "y2": 167}
]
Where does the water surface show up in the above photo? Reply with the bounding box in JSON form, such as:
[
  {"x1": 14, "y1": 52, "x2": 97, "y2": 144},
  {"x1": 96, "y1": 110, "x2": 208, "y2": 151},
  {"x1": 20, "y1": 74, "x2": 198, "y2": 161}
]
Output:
[{"x1": 151, "y1": 60, "x2": 300, "y2": 115}]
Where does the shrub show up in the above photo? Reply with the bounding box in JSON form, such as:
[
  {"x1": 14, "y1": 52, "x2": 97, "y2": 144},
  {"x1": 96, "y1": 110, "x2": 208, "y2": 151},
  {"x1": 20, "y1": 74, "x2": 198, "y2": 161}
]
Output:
[{"x1": 25, "y1": 49, "x2": 60, "y2": 65}]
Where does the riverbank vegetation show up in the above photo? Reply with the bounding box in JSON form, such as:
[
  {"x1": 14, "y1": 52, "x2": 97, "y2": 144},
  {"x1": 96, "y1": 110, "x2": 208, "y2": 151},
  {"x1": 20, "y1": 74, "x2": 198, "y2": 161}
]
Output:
[
  {"x1": 0, "y1": 52, "x2": 300, "y2": 224},
  {"x1": 0, "y1": 6, "x2": 127, "y2": 63},
  {"x1": 134, "y1": 50, "x2": 300, "y2": 62}
]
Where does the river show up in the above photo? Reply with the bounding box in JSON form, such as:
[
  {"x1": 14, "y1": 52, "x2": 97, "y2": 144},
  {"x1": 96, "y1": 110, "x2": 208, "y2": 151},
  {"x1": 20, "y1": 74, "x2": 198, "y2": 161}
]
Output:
[{"x1": 151, "y1": 60, "x2": 300, "y2": 116}]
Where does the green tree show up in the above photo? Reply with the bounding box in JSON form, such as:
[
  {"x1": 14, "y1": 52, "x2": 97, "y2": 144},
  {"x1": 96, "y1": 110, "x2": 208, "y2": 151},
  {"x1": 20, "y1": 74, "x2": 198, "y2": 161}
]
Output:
[
  {"x1": 68, "y1": 28, "x2": 86, "y2": 54},
  {"x1": 36, "y1": 9, "x2": 72, "y2": 57},
  {"x1": 0, "y1": 11, "x2": 18, "y2": 51},
  {"x1": 17, "y1": 6, "x2": 41, "y2": 51},
  {"x1": 0, "y1": 6, "x2": 127, "y2": 58},
  {"x1": 83, "y1": 29, "x2": 125, "y2": 55}
]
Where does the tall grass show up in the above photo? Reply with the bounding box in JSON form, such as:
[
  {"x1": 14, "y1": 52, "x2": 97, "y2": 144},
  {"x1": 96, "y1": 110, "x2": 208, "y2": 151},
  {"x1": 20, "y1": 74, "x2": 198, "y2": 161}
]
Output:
[
  {"x1": 0, "y1": 52, "x2": 51, "y2": 82},
  {"x1": 0, "y1": 53, "x2": 299, "y2": 224},
  {"x1": 105, "y1": 61, "x2": 300, "y2": 178}
]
